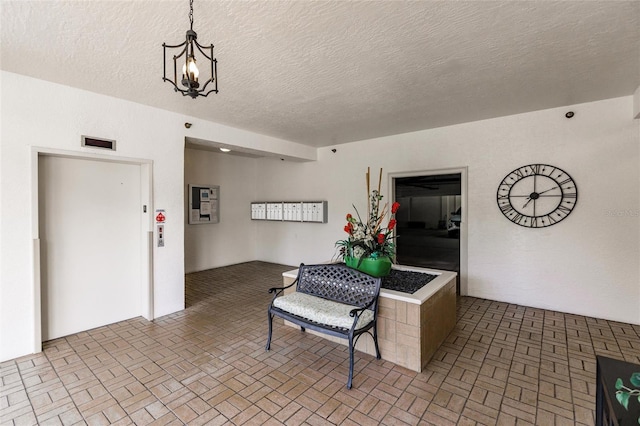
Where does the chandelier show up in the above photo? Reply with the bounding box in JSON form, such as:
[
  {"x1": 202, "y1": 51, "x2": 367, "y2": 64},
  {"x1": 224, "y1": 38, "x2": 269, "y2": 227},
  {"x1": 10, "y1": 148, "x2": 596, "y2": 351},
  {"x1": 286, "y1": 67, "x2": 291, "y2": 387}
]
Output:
[{"x1": 162, "y1": 0, "x2": 218, "y2": 98}]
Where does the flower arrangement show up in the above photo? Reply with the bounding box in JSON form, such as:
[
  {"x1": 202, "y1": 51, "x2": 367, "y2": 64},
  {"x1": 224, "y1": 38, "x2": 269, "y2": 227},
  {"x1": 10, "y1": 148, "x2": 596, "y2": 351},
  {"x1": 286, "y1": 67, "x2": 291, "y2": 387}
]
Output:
[{"x1": 336, "y1": 168, "x2": 400, "y2": 264}]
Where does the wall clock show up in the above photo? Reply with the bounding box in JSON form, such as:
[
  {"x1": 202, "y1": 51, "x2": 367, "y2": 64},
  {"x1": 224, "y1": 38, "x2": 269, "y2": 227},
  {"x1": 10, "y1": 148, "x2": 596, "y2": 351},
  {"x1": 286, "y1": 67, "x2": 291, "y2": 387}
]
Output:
[{"x1": 497, "y1": 164, "x2": 577, "y2": 228}]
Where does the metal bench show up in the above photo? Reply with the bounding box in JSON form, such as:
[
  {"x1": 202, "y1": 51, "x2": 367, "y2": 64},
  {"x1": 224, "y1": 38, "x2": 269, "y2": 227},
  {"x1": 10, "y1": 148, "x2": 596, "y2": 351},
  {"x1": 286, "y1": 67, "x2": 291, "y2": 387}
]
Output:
[{"x1": 266, "y1": 263, "x2": 382, "y2": 389}]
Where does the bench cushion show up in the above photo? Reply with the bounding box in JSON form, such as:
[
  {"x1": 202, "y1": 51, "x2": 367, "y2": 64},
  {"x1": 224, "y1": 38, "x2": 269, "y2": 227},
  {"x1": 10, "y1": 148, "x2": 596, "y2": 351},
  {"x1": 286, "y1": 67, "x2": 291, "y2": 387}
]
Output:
[{"x1": 273, "y1": 292, "x2": 374, "y2": 330}]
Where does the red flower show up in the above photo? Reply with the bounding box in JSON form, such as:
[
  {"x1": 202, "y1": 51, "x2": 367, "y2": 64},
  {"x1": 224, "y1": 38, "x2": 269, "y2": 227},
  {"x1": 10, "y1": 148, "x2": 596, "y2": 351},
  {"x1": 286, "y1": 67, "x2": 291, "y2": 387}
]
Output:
[
  {"x1": 388, "y1": 219, "x2": 396, "y2": 230},
  {"x1": 377, "y1": 233, "x2": 385, "y2": 244},
  {"x1": 346, "y1": 213, "x2": 352, "y2": 221},
  {"x1": 344, "y1": 222, "x2": 354, "y2": 234},
  {"x1": 391, "y1": 202, "x2": 400, "y2": 214}
]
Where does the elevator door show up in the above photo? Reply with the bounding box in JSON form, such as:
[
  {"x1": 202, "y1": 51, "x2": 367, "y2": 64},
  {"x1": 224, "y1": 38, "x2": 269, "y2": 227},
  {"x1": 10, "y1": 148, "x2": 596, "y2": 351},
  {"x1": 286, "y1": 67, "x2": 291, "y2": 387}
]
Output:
[{"x1": 39, "y1": 155, "x2": 142, "y2": 340}]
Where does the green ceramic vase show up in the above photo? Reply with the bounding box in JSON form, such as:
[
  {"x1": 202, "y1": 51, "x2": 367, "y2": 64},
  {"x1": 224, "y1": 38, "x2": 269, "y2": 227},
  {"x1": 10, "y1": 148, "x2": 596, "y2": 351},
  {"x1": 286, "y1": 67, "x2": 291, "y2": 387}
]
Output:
[{"x1": 344, "y1": 255, "x2": 392, "y2": 277}]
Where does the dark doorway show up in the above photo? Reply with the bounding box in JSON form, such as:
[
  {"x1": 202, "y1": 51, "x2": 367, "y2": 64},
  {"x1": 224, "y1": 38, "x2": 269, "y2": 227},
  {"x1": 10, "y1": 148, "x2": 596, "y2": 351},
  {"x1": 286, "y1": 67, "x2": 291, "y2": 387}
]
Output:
[{"x1": 394, "y1": 173, "x2": 461, "y2": 292}]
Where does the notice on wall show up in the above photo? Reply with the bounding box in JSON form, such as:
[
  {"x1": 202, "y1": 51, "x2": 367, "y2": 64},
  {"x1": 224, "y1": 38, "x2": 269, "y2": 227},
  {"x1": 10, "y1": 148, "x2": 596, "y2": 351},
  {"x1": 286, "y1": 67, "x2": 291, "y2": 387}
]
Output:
[
  {"x1": 188, "y1": 184, "x2": 219, "y2": 224},
  {"x1": 200, "y1": 201, "x2": 211, "y2": 215},
  {"x1": 190, "y1": 209, "x2": 200, "y2": 223}
]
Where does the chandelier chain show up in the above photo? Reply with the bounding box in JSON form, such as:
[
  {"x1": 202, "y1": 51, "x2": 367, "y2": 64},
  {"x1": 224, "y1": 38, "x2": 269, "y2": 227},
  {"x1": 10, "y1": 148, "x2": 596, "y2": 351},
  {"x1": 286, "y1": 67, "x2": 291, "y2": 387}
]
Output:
[{"x1": 189, "y1": 0, "x2": 194, "y2": 30}]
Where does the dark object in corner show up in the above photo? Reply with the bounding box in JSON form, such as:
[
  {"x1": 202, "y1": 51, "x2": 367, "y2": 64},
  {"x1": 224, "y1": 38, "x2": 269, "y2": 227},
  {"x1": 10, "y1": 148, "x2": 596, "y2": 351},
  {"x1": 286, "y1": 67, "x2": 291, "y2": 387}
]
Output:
[{"x1": 596, "y1": 355, "x2": 640, "y2": 425}]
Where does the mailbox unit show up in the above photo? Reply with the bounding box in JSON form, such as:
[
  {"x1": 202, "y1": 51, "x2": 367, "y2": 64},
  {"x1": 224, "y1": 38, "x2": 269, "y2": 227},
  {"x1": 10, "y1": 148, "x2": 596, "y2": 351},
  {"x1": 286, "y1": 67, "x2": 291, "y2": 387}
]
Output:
[{"x1": 251, "y1": 201, "x2": 327, "y2": 223}]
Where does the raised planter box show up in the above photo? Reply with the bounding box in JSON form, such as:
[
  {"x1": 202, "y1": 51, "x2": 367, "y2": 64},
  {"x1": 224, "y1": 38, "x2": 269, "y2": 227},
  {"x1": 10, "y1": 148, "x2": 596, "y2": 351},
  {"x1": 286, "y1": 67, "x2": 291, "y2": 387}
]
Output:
[{"x1": 281, "y1": 264, "x2": 457, "y2": 372}]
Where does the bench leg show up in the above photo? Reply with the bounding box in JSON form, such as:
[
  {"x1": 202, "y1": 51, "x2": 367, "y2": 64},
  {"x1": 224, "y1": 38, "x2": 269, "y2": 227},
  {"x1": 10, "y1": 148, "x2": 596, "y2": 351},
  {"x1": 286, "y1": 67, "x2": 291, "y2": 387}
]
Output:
[
  {"x1": 266, "y1": 311, "x2": 273, "y2": 351},
  {"x1": 373, "y1": 323, "x2": 381, "y2": 360},
  {"x1": 347, "y1": 334, "x2": 354, "y2": 389}
]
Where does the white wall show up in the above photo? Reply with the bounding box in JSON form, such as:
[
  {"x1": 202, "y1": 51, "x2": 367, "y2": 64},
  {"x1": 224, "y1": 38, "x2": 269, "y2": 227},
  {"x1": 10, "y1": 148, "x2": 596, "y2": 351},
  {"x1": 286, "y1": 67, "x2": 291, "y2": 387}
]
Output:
[
  {"x1": 2, "y1": 70, "x2": 638, "y2": 362},
  {"x1": 0, "y1": 71, "x2": 312, "y2": 361},
  {"x1": 184, "y1": 149, "x2": 258, "y2": 272},
  {"x1": 254, "y1": 96, "x2": 640, "y2": 325}
]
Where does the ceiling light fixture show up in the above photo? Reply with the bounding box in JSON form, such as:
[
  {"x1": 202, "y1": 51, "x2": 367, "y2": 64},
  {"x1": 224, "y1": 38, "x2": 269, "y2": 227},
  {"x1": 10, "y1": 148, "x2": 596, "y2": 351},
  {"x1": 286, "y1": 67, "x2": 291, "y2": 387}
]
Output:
[
  {"x1": 162, "y1": 0, "x2": 218, "y2": 98},
  {"x1": 219, "y1": 148, "x2": 231, "y2": 152}
]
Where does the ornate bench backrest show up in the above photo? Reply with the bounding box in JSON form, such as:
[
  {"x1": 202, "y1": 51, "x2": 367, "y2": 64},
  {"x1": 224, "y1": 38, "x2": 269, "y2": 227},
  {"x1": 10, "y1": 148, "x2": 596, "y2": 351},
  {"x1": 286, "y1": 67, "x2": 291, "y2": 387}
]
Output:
[{"x1": 296, "y1": 263, "x2": 381, "y2": 309}]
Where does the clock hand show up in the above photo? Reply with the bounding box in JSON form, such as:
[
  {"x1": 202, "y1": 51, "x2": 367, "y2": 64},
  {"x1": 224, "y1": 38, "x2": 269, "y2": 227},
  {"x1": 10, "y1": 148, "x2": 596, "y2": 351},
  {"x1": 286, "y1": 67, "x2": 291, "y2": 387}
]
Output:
[
  {"x1": 537, "y1": 186, "x2": 558, "y2": 195},
  {"x1": 523, "y1": 186, "x2": 557, "y2": 208}
]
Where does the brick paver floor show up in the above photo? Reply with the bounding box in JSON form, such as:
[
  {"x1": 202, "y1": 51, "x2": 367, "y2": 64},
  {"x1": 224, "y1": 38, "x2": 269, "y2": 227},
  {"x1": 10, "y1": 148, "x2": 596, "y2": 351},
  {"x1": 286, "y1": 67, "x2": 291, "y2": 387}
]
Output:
[{"x1": 2, "y1": 261, "x2": 639, "y2": 425}]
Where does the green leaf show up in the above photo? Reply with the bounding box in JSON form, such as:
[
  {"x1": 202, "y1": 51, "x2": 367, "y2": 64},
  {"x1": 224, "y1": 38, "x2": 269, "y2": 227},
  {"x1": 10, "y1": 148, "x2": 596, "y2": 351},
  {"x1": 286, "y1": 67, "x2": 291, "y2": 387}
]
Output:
[
  {"x1": 630, "y1": 372, "x2": 640, "y2": 387},
  {"x1": 616, "y1": 378, "x2": 624, "y2": 390},
  {"x1": 617, "y1": 391, "x2": 630, "y2": 410}
]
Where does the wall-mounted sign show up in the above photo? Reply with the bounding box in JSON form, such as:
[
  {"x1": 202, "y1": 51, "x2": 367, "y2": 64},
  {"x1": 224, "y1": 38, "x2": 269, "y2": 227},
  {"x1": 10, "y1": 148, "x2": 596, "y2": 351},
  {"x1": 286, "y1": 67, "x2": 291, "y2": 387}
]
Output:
[{"x1": 155, "y1": 210, "x2": 166, "y2": 223}]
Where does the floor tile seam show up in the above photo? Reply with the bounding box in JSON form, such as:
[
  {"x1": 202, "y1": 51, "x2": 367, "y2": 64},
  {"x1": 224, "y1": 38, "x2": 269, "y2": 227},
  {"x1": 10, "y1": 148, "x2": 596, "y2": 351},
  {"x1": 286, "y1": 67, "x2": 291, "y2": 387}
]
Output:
[
  {"x1": 418, "y1": 299, "x2": 514, "y2": 426},
  {"x1": 3, "y1": 358, "x2": 36, "y2": 392},
  {"x1": 58, "y1": 330, "x2": 176, "y2": 424},
  {"x1": 563, "y1": 315, "x2": 617, "y2": 426},
  {"x1": 484, "y1": 307, "x2": 546, "y2": 424},
  {"x1": 457, "y1": 297, "x2": 493, "y2": 319},
  {"x1": 2, "y1": 359, "x2": 35, "y2": 423},
  {"x1": 558, "y1": 311, "x2": 600, "y2": 395},
  {"x1": 585, "y1": 320, "x2": 618, "y2": 347},
  {"x1": 76, "y1": 346, "x2": 159, "y2": 421},
  {"x1": 37, "y1": 337, "x2": 98, "y2": 424},
  {"x1": 0, "y1": 359, "x2": 20, "y2": 375},
  {"x1": 455, "y1": 297, "x2": 478, "y2": 319},
  {"x1": 523, "y1": 308, "x2": 585, "y2": 426}
]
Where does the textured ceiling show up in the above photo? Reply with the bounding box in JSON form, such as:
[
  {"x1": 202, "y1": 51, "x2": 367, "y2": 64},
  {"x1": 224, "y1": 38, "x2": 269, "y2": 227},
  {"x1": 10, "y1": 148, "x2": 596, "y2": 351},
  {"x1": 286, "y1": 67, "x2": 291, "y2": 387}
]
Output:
[{"x1": 2, "y1": 1, "x2": 639, "y2": 147}]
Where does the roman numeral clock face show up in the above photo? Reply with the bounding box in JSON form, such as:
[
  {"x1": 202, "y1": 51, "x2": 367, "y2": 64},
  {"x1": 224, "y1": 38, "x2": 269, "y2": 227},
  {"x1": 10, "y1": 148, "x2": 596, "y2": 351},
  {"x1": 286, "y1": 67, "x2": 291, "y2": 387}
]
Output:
[{"x1": 497, "y1": 164, "x2": 577, "y2": 228}]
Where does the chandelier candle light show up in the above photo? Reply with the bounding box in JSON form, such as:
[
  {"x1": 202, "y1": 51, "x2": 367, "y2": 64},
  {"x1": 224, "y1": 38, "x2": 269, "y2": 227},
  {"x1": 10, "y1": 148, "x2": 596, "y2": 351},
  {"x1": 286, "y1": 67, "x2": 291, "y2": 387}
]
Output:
[
  {"x1": 163, "y1": 0, "x2": 218, "y2": 98},
  {"x1": 336, "y1": 168, "x2": 400, "y2": 277}
]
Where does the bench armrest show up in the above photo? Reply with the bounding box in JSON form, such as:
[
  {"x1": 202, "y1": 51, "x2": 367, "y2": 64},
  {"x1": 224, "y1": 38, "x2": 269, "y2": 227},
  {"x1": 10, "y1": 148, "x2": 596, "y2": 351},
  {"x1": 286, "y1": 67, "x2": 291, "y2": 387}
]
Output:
[
  {"x1": 267, "y1": 279, "x2": 298, "y2": 304},
  {"x1": 348, "y1": 296, "x2": 377, "y2": 318},
  {"x1": 349, "y1": 307, "x2": 364, "y2": 319},
  {"x1": 268, "y1": 263, "x2": 304, "y2": 297},
  {"x1": 347, "y1": 297, "x2": 378, "y2": 332},
  {"x1": 268, "y1": 279, "x2": 296, "y2": 294}
]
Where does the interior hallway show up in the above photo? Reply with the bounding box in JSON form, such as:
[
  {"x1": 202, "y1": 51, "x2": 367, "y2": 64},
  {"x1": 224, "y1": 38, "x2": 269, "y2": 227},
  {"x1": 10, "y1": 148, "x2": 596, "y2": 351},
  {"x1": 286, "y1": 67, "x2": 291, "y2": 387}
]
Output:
[{"x1": 2, "y1": 261, "x2": 639, "y2": 425}]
